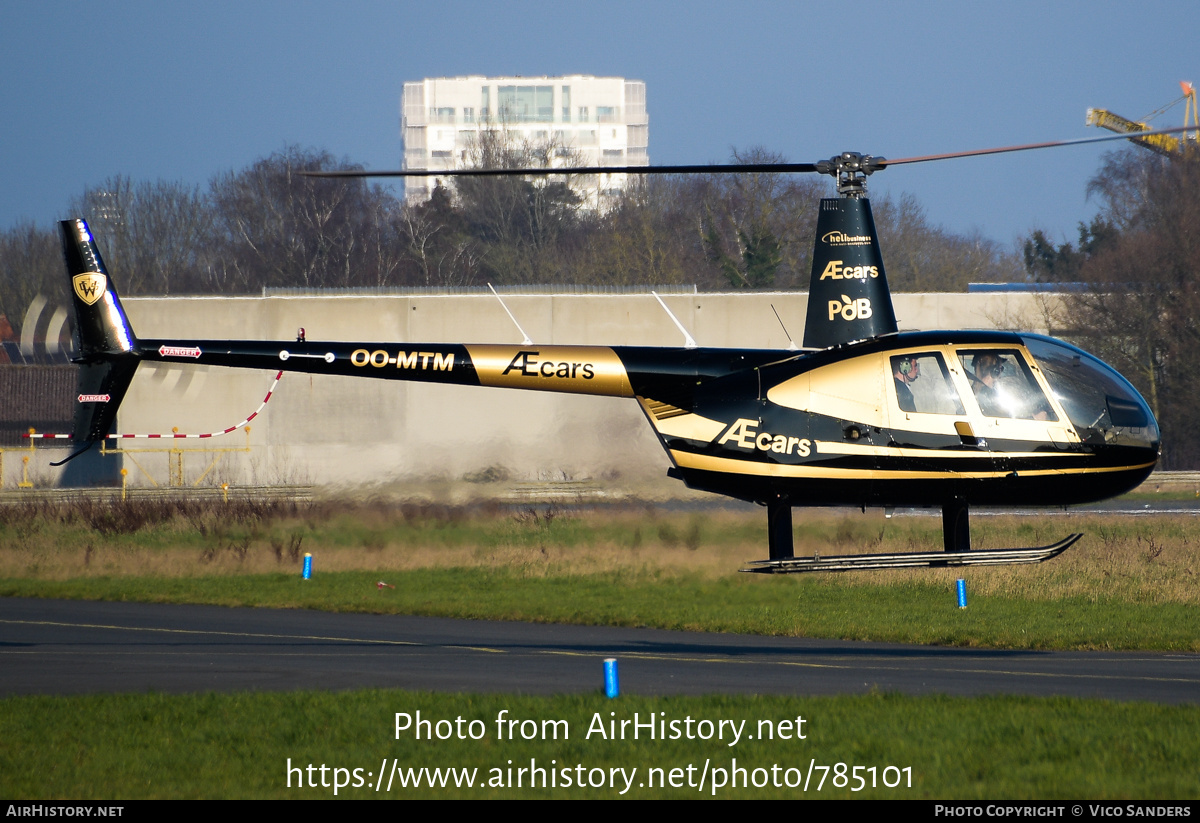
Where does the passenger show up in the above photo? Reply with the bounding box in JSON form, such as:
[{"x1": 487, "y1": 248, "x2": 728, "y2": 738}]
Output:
[{"x1": 892, "y1": 356, "x2": 920, "y2": 412}]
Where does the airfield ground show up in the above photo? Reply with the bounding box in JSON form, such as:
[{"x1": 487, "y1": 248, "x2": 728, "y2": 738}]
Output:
[{"x1": 2, "y1": 491, "x2": 1197, "y2": 799}]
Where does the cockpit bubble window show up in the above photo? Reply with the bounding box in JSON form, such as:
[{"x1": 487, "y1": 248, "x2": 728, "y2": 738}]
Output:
[
  {"x1": 891, "y1": 352, "x2": 965, "y2": 415},
  {"x1": 957, "y1": 349, "x2": 1057, "y2": 422},
  {"x1": 1020, "y1": 335, "x2": 1159, "y2": 445}
]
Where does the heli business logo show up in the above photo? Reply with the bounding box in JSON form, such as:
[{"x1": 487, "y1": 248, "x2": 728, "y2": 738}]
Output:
[
  {"x1": 819, "y1": 260, "x2": 879, "y2": 280},
  {"x1": 821, "y1": 231, "x2": 872, "y2": 246},
  {"x1": 502, "y1": 350, "x2": 596, "y2": 380},
  {"x1": 716, "y1": 418, "x2": 812, "y2": 457}
]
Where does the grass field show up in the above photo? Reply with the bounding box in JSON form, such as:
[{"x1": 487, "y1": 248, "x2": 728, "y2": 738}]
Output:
[
  {"x1": 1, "y1": 497, "x2": 1197, "y2": 650},
  {"x1": 2, "y1": 495, "x2": 1197, "y2": 799}
]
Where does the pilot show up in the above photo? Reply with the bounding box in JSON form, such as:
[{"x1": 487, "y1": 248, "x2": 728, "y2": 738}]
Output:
[
  {"x1": 892, "y1": 356, "x2": 920, "y2": 412},
  {"x1": 970, "y1": 352, "x2": 1004, "y2": 417},
  {"x1": 970, "y1": 352, "x2": 1050, "y2": 420}
]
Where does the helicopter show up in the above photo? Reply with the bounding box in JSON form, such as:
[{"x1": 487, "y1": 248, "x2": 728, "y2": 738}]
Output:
[{"x1": 53, "y1": 129, "x2": 1176, "y2": 573}]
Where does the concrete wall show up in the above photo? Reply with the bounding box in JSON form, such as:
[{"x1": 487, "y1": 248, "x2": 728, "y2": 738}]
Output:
[{"x1": 24, "y1": 291, "x2": 1065, "y2": 492}]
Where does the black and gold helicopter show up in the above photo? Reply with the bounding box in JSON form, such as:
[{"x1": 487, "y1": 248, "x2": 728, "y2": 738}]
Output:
[{"x1": 56, "y1": 131, "x2": 1171, "y2": 572}]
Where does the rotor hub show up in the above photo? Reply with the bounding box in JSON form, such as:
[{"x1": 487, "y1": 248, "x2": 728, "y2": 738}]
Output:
[{"x1": 815, "y1": 152, "x2": 887, "y2": 198}]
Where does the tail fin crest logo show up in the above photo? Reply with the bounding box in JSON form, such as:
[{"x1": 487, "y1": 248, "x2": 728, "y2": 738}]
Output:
[{"x1": 72, "y1": 273, "x2": 107, "y2": 306}]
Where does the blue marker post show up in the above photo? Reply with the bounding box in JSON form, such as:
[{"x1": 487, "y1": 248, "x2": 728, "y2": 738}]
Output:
[
  {"x1": 302, "y1": 553, "x2": 313, "y2": 580},
  {"x1": 956, "y1": 578, "x2": 967, "y2": 609},
  {"x1": 604, "y1": 658, "x2": 619, "y2": 698}
]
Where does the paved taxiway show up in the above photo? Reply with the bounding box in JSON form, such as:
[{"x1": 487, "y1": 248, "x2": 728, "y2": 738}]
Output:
[{"x1": 2, "y1": 598, "x2": 1196, "y2": 703}]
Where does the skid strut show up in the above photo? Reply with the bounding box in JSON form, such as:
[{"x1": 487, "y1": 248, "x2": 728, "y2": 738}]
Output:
[
  {"x1": 943, "y1": 498, "x2": 970, "y2": 553},
  {"x1": 767, "y1": 495, "x2": 794, "y2": 561}
]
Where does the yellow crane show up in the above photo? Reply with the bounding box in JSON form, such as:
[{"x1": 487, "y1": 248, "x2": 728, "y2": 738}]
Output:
[{"x1": 1086, "y1": 81, "x2": 1200, "y2": 155}]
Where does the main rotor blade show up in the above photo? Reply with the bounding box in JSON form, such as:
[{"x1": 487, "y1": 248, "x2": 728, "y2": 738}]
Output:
[
  {"x1": 879, "y1": 125, "x2": 1196, "y2": 168},
  {"x1": 304, "y1": 125, "x2": 1196, "y2": 180},
  {"x1": 304, "y1": 161, "x2": 819, "y2": 179}
]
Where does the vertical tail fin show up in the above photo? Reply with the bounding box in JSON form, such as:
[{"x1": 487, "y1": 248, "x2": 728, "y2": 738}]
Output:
[
  {"x1": 60, "y1": 219, "x2": 140, "y2": 447},
  {"x1": 802, "y1": 198, "x2": 898, "y2": 349}
]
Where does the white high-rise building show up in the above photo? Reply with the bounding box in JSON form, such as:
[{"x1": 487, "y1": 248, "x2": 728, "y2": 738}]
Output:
[{"x1": 401, "y1": 75, "x2": 648, "y2": 207}]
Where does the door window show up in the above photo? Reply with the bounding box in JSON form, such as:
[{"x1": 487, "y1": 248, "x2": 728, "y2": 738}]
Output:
[
  {"x1": 890, "y1": 352, "x2": 965, "y2": 415},
  {"x1": 957, "y1": 350, "x2": 1056, "y2": 421}
]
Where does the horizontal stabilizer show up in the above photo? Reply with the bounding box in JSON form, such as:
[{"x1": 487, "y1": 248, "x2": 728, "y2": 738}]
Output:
[{"x1": 72, "y1": 358, "x2": 140, "y2": 441}]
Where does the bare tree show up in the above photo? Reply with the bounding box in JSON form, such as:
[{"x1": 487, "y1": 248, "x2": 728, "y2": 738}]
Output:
[
  {"x1": 1063, "y1": 150, "x2": 1200, "y2": 467},
  {"x1": 872, "y1": 192, "x2": 1022, "y2": 292},
  {"x1": 72, "y1": 176, "x2": 213, "y2": 294},
  {"x1": 398, "y1": 184, "x2": 480, "y2": 287},
  {"x1": 695, "y1": 148, "x2": 825, "y2": 289},
  {"x1": 572, "y1": 178, "x2": 692, "y2": 286},
  {"x1": 208, "y1": 146, "x2": 405, "y2": 291},
  {"x1": 449, "y1": 127, "x2": 587, "y2": 283},
  {"x1": 0, "y1": 221, "x2": 62, "y2": 333}
]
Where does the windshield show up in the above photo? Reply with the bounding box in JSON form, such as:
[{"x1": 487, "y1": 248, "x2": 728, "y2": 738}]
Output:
[{"x1": 1020, "y1": 335, "x2": 1160, "y2": 448}]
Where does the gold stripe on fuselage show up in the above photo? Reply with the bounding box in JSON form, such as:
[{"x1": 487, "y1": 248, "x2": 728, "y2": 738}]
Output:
[
  {"x1": 670, "y1": 451, "x2": 1154, "y2": 480},
  {"x1": 814, "y1": 441, "x2": 1087, "y2": 460},
  {"x1": 640, "y1": 406, "x2": 729, "y2": 443},
  {"x1": 642, "y1": 398, "x2": 689, "y2": 420}
]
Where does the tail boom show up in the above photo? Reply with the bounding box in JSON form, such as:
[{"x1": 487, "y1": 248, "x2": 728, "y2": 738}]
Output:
[{"x1": 139, "y1": 341, "x2": 637, "y2": 397}]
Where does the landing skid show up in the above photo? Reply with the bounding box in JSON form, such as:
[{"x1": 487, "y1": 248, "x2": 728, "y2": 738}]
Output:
[
  {"x1": 749, "y1": 496, "x2": 1081, "y2": 573},
  {"x1": 741, "y1": 533, "x2": 1082, "y2": 574}
]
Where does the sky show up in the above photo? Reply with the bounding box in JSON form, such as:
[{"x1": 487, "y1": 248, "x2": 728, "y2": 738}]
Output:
[{"x1": 3, "y1": 0, "x2": 1198, "y2": 253}]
